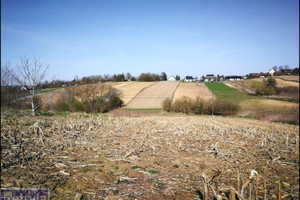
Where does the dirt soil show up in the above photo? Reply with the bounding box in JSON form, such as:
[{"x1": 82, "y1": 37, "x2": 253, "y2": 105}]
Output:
[
  {"x1": 117, "y1": 82, "x2": 156, "y2": 105},
  {"x1": 173, "y1": 83, "x2": 213, "y2": 101},
  {"x1": 1, "y1": 112, "x2": 299, "y2": 199},
  {"x1": 126, "y1": 82, "x2": 179, "y2": 109}
]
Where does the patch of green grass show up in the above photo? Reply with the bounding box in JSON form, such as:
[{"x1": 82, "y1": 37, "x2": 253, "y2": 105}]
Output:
[
  {"x1": 131, "y1": 165, "x2": 145, "y2": 170},
  {"x1": 82, "y1": 167, "x2": 91, "y2": 173},
  {"x1": 149, "y1": 170, "x2": 159, "y2": 174},
  {"x1": 38, "y1": 87, "x2": 63, "y2": 94},
  {"x1": 205, "y1": 82, "x2": 257, "y2": 102}
]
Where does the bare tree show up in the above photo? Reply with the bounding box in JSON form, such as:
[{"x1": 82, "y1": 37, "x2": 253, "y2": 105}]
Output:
[
  {"x1": 125, "y1": 72, "x2": 132, "y2": 81},
  {"x1": 6, "y1": 57, "x2": 51, "y2": 116},
  {"x1": 1, "y1": 62, "x2": 16, "y2": 108}
]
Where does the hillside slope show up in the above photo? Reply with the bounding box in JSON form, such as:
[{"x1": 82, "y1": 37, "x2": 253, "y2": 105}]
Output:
[{"x1": 126, "y1": 81, "x2": 179, "y2": 108}]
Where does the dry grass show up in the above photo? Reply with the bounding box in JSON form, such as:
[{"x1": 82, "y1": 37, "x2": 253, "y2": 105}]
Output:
[
  {"x1": 274, "y1": 78, "x2": 299, "y2": 87},
  {"x1": 126, "y1": 82, "x2": 179, "y2": 108},
  {"x1": 173, "y1": 83, "x2": 213, "y2": 100},
  {"x1": 1, "y1": 112, "x2": 299, "y2": 199},
  {"x1": 278, "y1": 75, "x2": 299, "y2": 82},
  {"x1": 250, "y1": 78, "x2": 299, "y2": 87},
  {"x1": 39, "y1": 82, "x2": 135, "y2": 108},
  {"x1": 240, "y1": 99, "x2": 298, "y2": 111},
  {"x1": 238, "y1": 99, "x2": 299, "y2": 123},
  {"x1": 117, "y1": 82, "x2": 155, "y2": 105},
  {"x1": 107, "y1": 82, "x2": 133, "y2": 89}
]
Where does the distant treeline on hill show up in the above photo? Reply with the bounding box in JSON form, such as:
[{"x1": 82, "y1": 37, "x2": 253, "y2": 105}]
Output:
[
  {"x1": 42, "y1": 72, "x2": 170, "y2": 88},
  {"x1": 137, "y1": 73, "x2": 162, "y2": 82}
]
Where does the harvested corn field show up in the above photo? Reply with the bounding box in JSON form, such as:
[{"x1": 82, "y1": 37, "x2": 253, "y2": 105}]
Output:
[
  {"x1": 117, "y1": 82, "x2": 156, "y2": 105},
  {"x1": 173, "y1": 83, "x2": 213, "y2": 100},
  {"x1": 126, "y1": 81, "x2": 179, "y2": 108},
  {"x1": 1, "y1": 111, "x2": 299, "y2": 199}
]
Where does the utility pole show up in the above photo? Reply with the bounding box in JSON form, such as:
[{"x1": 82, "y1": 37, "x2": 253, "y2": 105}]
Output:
[{"x1": 212, "y1": 93, "x2": 215, "y2": 119}]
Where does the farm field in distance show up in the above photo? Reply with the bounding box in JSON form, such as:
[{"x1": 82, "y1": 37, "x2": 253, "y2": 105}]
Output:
[
  {"x1": 126, "y1": 81, "x2": 179, "y2": 109},
  {"x1": 1, "y1": 110, "x2": 299, "y2": 199},
  {"x1": 173, "y1": 82, "x2": 213, "y2": 101},
  {"x1": 205, "y1": 82, "x2": 299, "y2": 124},
  {"x1": 250, "y1": 77, "x2": 299, "y2": 87},
  {"x1": 117, "y1": 82, "x2": 156, "y2": 105}
]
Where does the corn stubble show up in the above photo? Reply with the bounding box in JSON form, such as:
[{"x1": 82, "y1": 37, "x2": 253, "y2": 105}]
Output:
[{"x1": 1, "y1": 112, "x2": 299, "y2": 199}]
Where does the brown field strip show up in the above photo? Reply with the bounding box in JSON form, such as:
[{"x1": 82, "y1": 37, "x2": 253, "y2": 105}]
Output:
[
  {"x1": 117, "y1": 82, "x2": 156, "y2": 105},
  {"x1": 107, "y1": 82, "x2": 133, "y2": 89},
  {"x1": 126, "y1": 81, "x2": 179, "y2": 108},
  {"x1": 277, "y1": 75, "x2": 299, "y2": 82},
  {"x1": 240, "y1": 98, "x2": 299, "y2": 111},
  {"x1": 274, "y1": 78, "x2": 299, "y2": 87},
  {"x1": 251, "y1": 77, "x2": 299, "y2": 87},
  {"x1": 173, "y1": 83, "x2": 213, "y2": 100}
]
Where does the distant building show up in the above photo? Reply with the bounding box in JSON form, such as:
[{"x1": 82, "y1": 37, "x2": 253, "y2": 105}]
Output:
[
  {"x1": 167, "y1": 75, "x2": 176, "y2": 81},
  {"x1": 268, "y1": 68, "x2": 276, "y2": 76},
  {"x1": 20, "y1": 86, "x2": 27, "y2": 91},
  {"x1": 249, "y1": 73, "x2": 265, "y2": 78},
  {"x1": 184, "y1": 76, "x2": 196, "y2": 82},
  {"x1": 225, "y1": 76, "x2": 242, "y2": 81},
  {"x1": 204, "y1": 74, "x2": 216, "y2": 82}
]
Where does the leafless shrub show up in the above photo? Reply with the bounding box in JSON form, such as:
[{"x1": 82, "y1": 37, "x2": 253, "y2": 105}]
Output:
[
  {"x1": 172, "y1": 96, "x2": 192, "y2": 114},
  {"x1": 162, "y1": 98, "x2": 173, "y2": 112},
  {"x1": 275, "y1": 86, "x2": 299, "y2": 97},
  {"x1": 56, "y1": 83, "x2": 123, "y2": 113},
  {"x1": 214, "y1": 100, "x2": 238, "y2": 115},
  {"x1": 163, "y1": 96, "x2": 238, "y2": 116},
  {"x1": 190, "y1": 96, "x2": 205, "y2": 114}
]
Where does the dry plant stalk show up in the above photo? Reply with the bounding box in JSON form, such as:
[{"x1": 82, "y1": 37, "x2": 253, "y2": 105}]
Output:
[
  {"x1": 255, "y1": 174, "x2": 258, "y2": 200},
  {"x1": 278, "y1": 181, "x2": 281, "y2": 200},
  {"x1": 264, "y1": 178, "x2": 267, "y2": 200},
  {"x1": 229, "y1": 187, "x2": 236, "y2": 200},
  {"x1": 241, "y1": 170, "x2": 258, "y2": 195},
  {"x1": 237, "y1": 169, "x2": 240, "y2": 193},
  {"x1": 201, "y1": 174, "x2": 208, "y2": 200}
]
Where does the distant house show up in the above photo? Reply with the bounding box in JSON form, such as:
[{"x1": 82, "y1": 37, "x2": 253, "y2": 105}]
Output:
[
  {"x1": 268, "y1": 68, "x2": 276, "y2": 76},
  {"x1": 20, "y1": 86, "x2": 27, "y2": 91},
  {"x1": 249, "y1": 73, "x2": 265, "y2": 78},
  {"x1": 167, "y1": 75, "x2": 176, "y2": 81},
  {"x1": 204, "y1": 74, "x2": 216, "y2": 82},
  {"x1": 184, "y1": 76, "x2": 195, "y2": 82},
  {"x1": 225, "y1": 76, "x2": 242, "y2": 81},
  {"x1": 283, "y1": 69, "x2": 293, "y2": 75}
]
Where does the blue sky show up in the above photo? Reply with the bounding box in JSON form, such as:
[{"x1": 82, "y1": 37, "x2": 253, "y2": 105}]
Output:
[{"x1": 1, "y1": 0, "x2": 299, "y2": 81}]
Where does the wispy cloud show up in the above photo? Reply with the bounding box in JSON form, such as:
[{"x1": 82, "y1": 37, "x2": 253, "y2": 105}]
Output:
[{"x1": 2, "y1": 24, "x2": 88, "y2": 53}]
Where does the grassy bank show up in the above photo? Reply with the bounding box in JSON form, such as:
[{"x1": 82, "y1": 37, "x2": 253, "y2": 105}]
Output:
[
  {"x1": 205, "y1": 82, "x2": 299, "y2": 124},
  {"x1": 204, "y1": 82, "x2": 256, "y2": 102}
]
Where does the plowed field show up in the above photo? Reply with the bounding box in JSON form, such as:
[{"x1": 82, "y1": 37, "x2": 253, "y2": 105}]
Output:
[
  {"x1": 118, "y1": 82, "x2": 156, "y2": 105},
  {"x1": 126, "y1": 82, "x2": 179, "y2": 108},
  {"x1": 173, "y1": 83, "x2": 213, "y2": 100}
]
